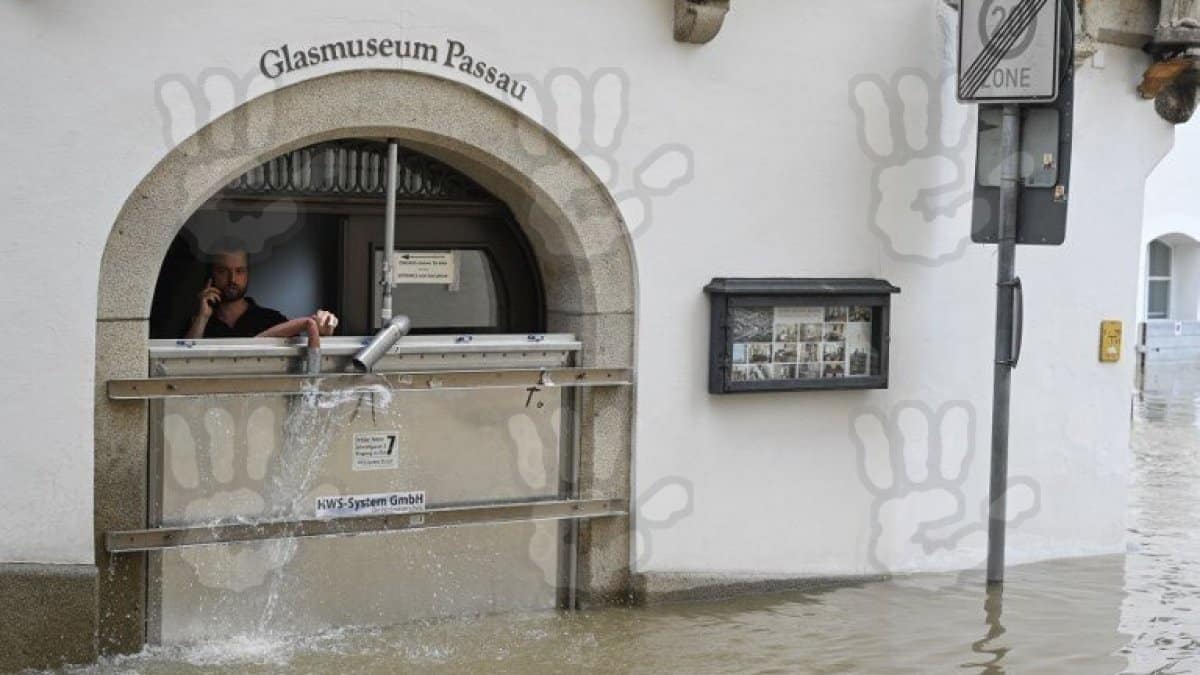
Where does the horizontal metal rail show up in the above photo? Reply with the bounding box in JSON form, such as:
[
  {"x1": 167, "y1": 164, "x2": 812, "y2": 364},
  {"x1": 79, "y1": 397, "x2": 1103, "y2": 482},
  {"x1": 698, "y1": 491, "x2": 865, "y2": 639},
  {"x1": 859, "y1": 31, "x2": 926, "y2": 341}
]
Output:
[
  {"x1": 107, "y1": 498, "x2": 627, "y2": 553},
  {"x1": 107, "y1": 367, "x2": 632, "y2": 400}
]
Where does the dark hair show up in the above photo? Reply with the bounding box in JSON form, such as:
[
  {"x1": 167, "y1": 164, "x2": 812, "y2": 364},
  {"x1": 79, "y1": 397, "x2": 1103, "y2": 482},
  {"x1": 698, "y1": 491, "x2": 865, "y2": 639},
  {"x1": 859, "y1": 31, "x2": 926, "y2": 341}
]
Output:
[
  {"x1": 204, "y1": 237, "x2": 251, "y2": 279},
  {"x1": 206, "y1": 236, "x2": 250, "y2": 260}
]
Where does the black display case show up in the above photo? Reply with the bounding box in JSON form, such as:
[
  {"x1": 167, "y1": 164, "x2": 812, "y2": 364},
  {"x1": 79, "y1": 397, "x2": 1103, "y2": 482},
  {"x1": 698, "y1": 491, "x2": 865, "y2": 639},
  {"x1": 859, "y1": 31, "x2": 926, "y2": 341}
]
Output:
[{"x1": 705, "y1": 278, "x2": 900, "y2": 394}]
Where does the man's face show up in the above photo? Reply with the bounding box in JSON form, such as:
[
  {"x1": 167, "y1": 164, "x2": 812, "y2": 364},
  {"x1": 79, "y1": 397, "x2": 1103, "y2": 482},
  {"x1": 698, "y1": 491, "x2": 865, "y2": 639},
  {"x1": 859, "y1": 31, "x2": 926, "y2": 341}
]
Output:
[{"x1": 211, "y1": 251, "x2": 249, "y2": 303}]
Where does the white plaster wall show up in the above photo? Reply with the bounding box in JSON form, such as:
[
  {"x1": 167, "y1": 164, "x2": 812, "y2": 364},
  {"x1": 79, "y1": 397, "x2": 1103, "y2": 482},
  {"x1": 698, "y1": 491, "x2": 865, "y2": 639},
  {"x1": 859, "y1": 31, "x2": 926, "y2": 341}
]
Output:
[
  {"x1": 0, "y1": 0, "x2": 1172, "y2": 575},
  {"x1": 634, "y1": 12, "x2": 1169, "y2": 575}
]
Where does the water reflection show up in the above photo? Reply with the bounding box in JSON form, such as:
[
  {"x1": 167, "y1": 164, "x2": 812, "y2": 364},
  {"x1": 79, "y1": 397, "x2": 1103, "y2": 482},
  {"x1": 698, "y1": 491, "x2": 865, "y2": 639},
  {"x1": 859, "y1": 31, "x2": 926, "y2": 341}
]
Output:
[
  {"x1": 1122, "y1": 363, "x2": 1200, "y2": 674},
  {"x1": 968, "y1": 588, "x2": 1007, "y2": 674},
  {"x1": 1136, "y1": 362, "x2": 1200, "y2": 425},
  {"x1": 56, "y1": 363, "x2": 1200, "y2": 674}
]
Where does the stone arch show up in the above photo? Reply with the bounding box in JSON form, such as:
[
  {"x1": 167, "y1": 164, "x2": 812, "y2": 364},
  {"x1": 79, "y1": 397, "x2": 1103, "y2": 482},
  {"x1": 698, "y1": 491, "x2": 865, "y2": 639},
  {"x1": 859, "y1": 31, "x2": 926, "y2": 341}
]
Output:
[
  {"x1": 1151, "y1": 232, "x2": 1200, "y2": 248},
  {"x1": 94, "y1": 69, "x2": 636, "y2": 652}
]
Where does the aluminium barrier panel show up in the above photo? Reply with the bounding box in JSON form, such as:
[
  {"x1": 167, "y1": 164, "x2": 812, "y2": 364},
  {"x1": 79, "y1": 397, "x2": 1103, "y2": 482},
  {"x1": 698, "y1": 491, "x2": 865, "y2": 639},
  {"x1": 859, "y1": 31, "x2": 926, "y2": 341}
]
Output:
[
  {"x1": 1140, "y1": 320, "x2": 1200, "y2": 365},
  {"x1": 139, "y1": 336, "x2": 605, "y2": 643}
]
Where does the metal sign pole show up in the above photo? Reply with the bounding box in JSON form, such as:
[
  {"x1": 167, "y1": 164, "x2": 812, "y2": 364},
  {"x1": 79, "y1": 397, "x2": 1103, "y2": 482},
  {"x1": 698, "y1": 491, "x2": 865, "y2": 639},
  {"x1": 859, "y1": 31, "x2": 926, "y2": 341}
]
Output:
[
  {"x1": 380, "y1": 140, "x2": 399, "y2": 327},
  {"x1": 986, "y1": 103, "x2": 1022, "y2": 585}
]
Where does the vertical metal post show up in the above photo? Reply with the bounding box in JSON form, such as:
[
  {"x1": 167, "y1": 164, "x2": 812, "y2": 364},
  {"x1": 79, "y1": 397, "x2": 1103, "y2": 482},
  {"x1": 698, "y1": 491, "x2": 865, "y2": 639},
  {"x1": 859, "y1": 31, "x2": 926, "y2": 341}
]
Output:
[
  {"x1": 380, "y1": 140, "x2": 399, "y2": 327},
  {"x1": 553, "y1": 350, "x2": 584, "y2": 610},
  {"x1": 987, "y1": 104, "x2": 1021, "y2": 585},
  {"x1": 146, "y1": 399, "x2": 165, "y2": 645},
  {"x1": 567, "y1": 386, "x2": 582, "y2": 610}
]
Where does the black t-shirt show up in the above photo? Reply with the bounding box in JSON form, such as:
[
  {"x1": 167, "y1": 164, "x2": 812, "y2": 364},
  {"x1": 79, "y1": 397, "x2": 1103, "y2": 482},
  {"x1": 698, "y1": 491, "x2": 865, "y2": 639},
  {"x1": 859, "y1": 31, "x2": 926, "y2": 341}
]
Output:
[{"x1": 200, "y1": 298, "x2": 289, "y2": 338}]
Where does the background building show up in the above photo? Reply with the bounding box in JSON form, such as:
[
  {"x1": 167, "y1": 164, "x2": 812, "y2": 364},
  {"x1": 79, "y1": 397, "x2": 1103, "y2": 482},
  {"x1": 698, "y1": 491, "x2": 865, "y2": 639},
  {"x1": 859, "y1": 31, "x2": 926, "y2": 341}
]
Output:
[{"x1": 1141, "y1": 121, "x2": 1200, "y2": 323}]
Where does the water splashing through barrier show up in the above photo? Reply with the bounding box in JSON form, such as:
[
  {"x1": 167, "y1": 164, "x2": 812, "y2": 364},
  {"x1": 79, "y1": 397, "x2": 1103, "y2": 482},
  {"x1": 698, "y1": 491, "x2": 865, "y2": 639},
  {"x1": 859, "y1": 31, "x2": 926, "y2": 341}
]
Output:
[{"x1": 255, "y1": 381, "x2": 397, "y2": 632}]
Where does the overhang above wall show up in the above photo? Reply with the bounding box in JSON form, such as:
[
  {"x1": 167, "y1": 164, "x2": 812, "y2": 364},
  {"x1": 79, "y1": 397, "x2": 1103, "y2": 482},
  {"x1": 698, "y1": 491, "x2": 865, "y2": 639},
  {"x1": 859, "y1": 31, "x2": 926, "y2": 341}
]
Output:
[
  {"x1": 1138, "y1": 0, "x2": 1200, "y2": 124},
  {"x1": 1078, "y1": 0, "x2": 1158, "y2": 50},
  {"x1": 1001, "y1": 0, "x2": 1200, "y2": 125},
  {"x1": 1153, "y1": 0, "x2": 1200, "y2": 49}
]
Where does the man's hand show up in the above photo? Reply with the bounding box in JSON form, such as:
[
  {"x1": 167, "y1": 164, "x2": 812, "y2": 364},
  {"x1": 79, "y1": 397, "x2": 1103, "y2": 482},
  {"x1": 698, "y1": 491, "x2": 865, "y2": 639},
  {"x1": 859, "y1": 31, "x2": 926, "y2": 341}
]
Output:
[
  {"x1": 312, "y1": 310, "x2": 339, "y2": 336},
  {"x1": 195, "y1": 279, "x2": 221, "y2": 319},
  {"x1": 184, "y1": 279, "x2": 221, "y2": 339}
]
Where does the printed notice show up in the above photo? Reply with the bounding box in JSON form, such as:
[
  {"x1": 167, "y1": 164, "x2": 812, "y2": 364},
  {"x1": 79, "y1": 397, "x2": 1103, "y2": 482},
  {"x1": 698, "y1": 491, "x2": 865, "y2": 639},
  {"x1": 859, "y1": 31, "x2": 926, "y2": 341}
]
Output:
[
  {"x1": 352, "y1": 431, "x2": 400, "y2": 471},
  {"x1": 390, "y1": 250, "x2": 457, "y2": 284},
  {"x1": 315, "y1": 491, "x2": 426, "y2": 519}
]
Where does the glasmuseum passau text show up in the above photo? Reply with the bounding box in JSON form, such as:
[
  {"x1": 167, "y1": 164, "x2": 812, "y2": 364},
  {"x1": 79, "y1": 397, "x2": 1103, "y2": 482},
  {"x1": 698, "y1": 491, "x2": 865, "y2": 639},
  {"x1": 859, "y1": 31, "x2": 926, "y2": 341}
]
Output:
[{"x1": 259, "y1": 38, "x2": 527, "y2": 100}]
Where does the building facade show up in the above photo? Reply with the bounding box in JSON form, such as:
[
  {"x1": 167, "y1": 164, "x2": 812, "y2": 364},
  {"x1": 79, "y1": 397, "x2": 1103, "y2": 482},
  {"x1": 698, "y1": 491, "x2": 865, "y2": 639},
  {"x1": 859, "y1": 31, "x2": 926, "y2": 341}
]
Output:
[
  {"x1": 0, "y1": 0, "x2": 1183, "y2": 669},
  {"x1": 1141, "y1": 121, "x2": 1200, "y2": 323}
]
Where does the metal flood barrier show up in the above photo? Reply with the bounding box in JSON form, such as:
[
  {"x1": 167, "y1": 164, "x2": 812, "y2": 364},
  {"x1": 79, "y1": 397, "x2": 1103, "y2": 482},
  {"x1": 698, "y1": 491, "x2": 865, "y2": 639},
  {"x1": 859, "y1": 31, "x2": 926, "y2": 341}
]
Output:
[
  {"x1": 1139, "y1": 320, "x2": 1200, "y2": 365},
  {"x1": 106, "y1": 335, "x2": 630, "y2": 643}
]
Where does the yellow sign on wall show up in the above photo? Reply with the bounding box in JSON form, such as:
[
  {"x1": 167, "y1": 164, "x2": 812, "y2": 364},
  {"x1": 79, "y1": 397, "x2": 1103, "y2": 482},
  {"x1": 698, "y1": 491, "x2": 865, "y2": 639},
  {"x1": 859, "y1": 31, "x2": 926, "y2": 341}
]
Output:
[{"x1": 1099, "y1": 320, "x2": 1122, "y2": 363}]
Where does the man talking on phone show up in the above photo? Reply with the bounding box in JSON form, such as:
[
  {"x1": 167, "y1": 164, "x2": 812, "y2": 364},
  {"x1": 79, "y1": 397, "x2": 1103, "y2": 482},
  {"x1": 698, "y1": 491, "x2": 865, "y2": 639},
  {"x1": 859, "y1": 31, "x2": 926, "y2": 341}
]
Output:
[{"x1": 183, "y1": 245, "x2": 339, "y2": 339}]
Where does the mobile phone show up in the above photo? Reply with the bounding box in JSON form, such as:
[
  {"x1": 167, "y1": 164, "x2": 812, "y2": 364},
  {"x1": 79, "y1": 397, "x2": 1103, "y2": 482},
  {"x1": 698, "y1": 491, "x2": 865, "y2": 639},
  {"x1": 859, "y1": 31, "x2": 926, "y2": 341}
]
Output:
[{"x1": 205, "y1": 278, "x2": 219, "y2": 306}]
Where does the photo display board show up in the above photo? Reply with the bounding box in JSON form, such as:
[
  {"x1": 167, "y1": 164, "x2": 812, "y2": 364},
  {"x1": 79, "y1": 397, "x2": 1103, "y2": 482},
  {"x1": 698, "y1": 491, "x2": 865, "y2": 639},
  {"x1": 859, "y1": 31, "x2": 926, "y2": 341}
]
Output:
[{"x1": 705, "y1": 279, "x2": 900, "y2": 394}]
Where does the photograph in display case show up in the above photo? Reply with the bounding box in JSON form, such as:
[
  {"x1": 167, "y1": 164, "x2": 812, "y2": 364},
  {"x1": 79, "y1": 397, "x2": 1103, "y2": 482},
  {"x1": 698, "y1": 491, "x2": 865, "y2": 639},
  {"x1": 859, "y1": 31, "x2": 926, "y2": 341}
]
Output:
[
  {"x1": 731, "y1": 343, "x2": 748, "y2": 364},
  {"x1": 800, "y1": 342, "x2": 820, "y2": 363},
  {"x1": 749, "y1": 343, "x2": 772, "y2": 364},
  {"x1": 731, "y1": 308, "x2": 773, "y2": 343},
  {"x1": 774, "y1": 343, "x2": 798, "y2": 363},
  {"x1": 727, "y1": 305, "x2": 873, "y2": 384},
  {"x1": 706, "y1": 278, "x2": 899, "y2": 393},
  {"x1": 823, "y1": 363, "x2": 846, "y2": 378}
]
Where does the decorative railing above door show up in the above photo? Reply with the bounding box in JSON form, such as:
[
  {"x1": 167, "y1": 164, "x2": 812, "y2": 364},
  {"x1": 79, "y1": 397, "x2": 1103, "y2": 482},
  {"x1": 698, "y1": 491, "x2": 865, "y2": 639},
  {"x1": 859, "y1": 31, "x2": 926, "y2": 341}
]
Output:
[{"x1": 222, "y1": 139, "x2": 492, "y2": 202}]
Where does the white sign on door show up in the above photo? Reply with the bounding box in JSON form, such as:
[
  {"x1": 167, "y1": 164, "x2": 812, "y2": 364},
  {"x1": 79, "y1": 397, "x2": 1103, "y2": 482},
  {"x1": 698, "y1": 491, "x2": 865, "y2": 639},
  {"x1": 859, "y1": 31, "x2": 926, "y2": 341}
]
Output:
[
  {"x1": 958, "y1": 0, "x2": 1061, "y2": 103},
  {"x1": 390, "y1": 250, "x2": 458, "y2": 284},
  {"x1": 352, "y1": 431, "x2": 400, "y2": 471}
]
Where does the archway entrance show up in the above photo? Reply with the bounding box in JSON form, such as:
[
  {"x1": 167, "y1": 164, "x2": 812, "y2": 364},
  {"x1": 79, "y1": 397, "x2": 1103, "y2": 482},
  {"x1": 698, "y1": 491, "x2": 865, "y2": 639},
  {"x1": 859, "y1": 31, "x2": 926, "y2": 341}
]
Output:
[
  {"x1": 94, "y1": 69, "x2": 636, "y2": 652},
  {"x1": 149, "y1": 139, "x2": 545, "y2": 339}
]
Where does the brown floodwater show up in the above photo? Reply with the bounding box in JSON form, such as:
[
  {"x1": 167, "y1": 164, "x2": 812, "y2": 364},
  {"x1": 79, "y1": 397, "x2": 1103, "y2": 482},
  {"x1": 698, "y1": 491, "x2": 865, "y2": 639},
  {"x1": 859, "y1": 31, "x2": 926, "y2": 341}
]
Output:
[{"x1": 49, "y1": 365, "x2": 1200, "y2": 674}]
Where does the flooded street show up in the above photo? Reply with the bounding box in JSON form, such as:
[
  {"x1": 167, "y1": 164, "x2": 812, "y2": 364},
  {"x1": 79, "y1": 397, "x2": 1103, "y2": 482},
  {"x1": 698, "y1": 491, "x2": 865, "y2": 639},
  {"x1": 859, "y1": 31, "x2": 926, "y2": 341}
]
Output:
[
  {"x1": 56, "y1": 366, "x2": 1200, "y2": 675},
  {"x1": 1122, "y1": 364, "x2": 1200, "y2": 674}
]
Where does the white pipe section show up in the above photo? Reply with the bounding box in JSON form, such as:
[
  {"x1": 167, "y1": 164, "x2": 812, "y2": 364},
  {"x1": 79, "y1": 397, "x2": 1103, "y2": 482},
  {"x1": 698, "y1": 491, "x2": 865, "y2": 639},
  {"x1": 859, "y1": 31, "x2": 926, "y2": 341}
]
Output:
[
  {"x1": 352, "y1": 315, "x2": 412, "y2": 373},
  {"x1": 380, "y1": 140, "x2": 399, "y2": 327}
]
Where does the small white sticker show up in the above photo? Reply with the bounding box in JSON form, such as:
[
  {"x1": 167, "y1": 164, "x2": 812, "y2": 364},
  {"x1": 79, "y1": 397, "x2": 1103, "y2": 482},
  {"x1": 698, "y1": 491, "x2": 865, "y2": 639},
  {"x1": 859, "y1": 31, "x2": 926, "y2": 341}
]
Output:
[
  {"x1": 353, "y1": 432, "x2": 400, "y2": 471},
  {"x1": 390, "y1": 250, "x2": 458, "y2": 285},
  {"x1": 315, "y1": 491, "x2": 426, "y2": 519}
]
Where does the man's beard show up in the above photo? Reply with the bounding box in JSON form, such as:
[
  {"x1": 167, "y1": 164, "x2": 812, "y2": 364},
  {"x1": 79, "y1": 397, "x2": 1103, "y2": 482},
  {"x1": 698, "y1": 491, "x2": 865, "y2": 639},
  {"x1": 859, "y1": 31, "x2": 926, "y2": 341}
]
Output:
[{"x1": 219, "y1": 284, "x2": 246, "y2": 303}]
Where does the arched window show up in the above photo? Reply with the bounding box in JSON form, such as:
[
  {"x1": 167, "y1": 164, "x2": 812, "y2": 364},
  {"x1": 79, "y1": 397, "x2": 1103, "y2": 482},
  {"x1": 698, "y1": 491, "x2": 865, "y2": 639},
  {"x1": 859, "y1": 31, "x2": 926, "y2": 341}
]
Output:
[
  {"x1": 1147, "y1": 239, "x2": 1172, "y2": 320},
  {"x1": 149, "y1": 139, "x2": 544, "y2": 338}
]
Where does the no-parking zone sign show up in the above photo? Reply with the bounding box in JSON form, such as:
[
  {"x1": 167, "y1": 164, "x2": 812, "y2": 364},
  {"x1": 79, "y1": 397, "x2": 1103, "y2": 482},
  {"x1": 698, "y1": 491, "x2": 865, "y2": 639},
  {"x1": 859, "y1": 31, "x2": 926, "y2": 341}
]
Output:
[{"x1": 958, "y1": 0, "x2": 1061, "y2": 103}]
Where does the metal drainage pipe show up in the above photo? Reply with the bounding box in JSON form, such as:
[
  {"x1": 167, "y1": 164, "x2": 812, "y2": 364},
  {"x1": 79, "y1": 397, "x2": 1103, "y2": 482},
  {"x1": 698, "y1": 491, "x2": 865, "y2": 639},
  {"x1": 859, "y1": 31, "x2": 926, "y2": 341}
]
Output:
[{"x1": 352, "y1": 315, "x2": 412, "y2": 373}]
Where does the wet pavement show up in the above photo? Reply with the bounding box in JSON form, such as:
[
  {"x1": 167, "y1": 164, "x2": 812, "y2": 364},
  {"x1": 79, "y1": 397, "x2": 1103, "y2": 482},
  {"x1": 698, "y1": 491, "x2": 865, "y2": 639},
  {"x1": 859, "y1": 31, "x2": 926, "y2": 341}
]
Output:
[{"x1": 51, "y1": 365, "x2": 1200, "y2": 674}]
